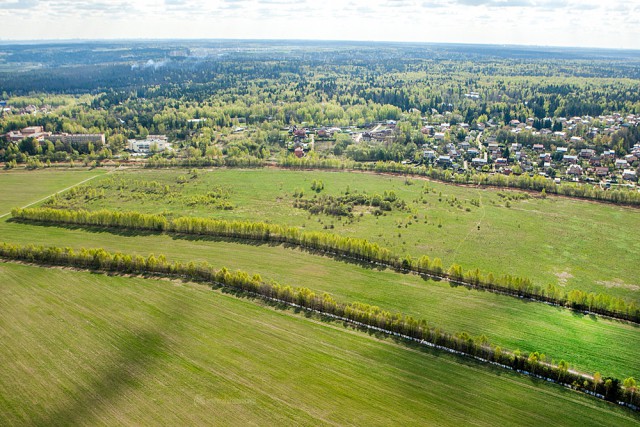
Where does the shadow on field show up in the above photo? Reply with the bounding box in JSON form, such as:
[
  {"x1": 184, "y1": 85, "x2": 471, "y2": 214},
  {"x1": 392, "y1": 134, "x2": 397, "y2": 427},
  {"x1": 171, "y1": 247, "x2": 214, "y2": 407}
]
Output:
[
  {"x1": 219, "y1": 284, "x2": 525, "y2": 388},
  {"x1": 8, "y1": 218, "x2": 160, "y2": 239},
  {"x1": 12, "y1": 220, "x2": 386, "y2": 272},
  {"x1": 171, "y1": 233, "x2": 385, "y2": 271},
  {"x1": 32, "y1": 296, "x2": 189, "y2": 426}
]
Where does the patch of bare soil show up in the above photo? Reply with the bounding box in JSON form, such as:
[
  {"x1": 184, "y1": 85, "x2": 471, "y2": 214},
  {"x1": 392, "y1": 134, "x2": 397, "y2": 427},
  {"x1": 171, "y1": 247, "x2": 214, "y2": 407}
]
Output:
[
  {"x1": 555, "y1": 271, "x2": 574, "y2": 286},
  {"x1": 597, "y1": 279, "x2": 639, "y2": 291}
]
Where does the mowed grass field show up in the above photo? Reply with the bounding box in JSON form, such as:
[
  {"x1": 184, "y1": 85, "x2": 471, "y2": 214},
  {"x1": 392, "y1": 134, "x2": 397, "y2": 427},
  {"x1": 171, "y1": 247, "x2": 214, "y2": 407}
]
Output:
[
  {"x1": 1, "y1": 219, "x2": 638, "y2": 379},
  {"x1": 1, "y1": 261, "x2": 637, "y2": 427},
  {"x1": 48, "y1": 168, "x2": 640, "y2": 301},
  {"x1": 0, "y1": 168, "x2": 105, "y2": 215}
]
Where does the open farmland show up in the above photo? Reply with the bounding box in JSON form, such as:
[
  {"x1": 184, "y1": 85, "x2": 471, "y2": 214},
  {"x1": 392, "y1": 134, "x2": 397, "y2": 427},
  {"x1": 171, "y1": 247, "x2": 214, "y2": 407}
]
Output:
[
  {"x1": 1, "y1": 261, "x2": 638, "y2": 426},
  {"x1": 46, "y1": 168, "x2": 640, "y2": 301},
  {"x1": 0, "y1": 169, "x2": 105, "y2": 215},
  {"x1": 0, "y1": 217, "x2": 638, "y2": 379},
  {"x1": 1, "y1": 167, "x2": 639, "y2": 424},
  {"x1": 2, "y1": 38, "x2": 640, "y2": 426}
]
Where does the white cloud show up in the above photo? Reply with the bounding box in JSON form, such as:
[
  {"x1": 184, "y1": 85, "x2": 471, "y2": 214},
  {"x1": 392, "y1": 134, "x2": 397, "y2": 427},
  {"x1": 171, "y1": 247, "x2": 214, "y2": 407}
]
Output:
[
  {"x1": 0, "y1": 0, "x2": 39, "y2": 9},
  {"x1": 0, "y1": 0, "x2": 636, "y2": 49}
]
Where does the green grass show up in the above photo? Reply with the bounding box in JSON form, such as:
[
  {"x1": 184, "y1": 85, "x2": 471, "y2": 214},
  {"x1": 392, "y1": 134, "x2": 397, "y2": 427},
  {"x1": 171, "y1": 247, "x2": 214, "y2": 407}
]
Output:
[
  {"x1": 0, "y1": 261, "x2": 637, "y2": 426},
  {"x1": 0, "y1": 168, "x2": 105, "y2": 214},
  {"x1": 48, "y1": 168, "x2": 640, "y2": 301},
  {"x1": 0, "y1": 219, "x2": 637, "y2": 380},
  {"x1": 2, "y1": 167, "x2": 638, "y2": 422}
]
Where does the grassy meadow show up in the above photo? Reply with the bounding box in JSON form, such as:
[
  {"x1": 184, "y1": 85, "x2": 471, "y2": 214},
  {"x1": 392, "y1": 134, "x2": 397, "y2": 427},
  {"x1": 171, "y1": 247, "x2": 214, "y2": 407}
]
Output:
[
  {"x1": 1, "y1": 167, "x2": 639, "y2": 424},
  {"x1": 44, "y1": 168, "x2": 640, "y2": 301},
  {"x1": 0, "y1": 168, "x2": 106, "y2": 215},
  {"x1": 1, "y1": 261, "x2": 637, "y2": 427},
  {"x1": 0, "y1": 218, "x2": 638, "y2": 379}
]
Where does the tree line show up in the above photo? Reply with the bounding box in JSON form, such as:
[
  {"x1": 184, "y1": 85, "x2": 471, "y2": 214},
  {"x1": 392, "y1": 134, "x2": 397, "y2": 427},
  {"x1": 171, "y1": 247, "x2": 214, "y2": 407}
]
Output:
[
  {"x1": 144, "y1": 156, "x2": 266, "y2": 168},
  {"x1": 0, "y1": 240, "x2": 637, "y2": 409},
  {"x1": 12, "y1": 207, "x2": 639, "y2": 323}
]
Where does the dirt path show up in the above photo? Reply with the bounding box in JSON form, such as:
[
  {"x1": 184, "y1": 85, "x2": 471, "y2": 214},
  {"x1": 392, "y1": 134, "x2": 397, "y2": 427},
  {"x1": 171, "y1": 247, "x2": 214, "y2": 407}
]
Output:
[{"x1": 0, "y1": 172, "x2": 108, "y2": 219}]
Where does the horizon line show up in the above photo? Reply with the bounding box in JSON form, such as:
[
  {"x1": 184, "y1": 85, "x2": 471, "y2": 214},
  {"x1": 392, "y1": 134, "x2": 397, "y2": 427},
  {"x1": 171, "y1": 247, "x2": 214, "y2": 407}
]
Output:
[{"x1": 0, "y1": 37, "x2": 638, "y2": 53}]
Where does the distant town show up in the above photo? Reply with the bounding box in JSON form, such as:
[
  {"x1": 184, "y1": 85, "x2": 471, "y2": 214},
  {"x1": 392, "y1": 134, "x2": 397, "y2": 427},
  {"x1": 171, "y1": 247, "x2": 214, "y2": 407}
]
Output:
[
  {"x1": 2, "y1": 101, "x2": 638, "y2": 186},
  {"x1": 285, "y1": 110, "x2": 640, "y2": 186}
]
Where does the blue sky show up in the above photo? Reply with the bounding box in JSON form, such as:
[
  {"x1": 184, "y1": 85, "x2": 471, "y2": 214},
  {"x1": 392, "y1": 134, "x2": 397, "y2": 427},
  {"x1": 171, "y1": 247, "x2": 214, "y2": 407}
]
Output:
[{"x1": 0, "y1": 0, "x2": 638, "y2": 49}]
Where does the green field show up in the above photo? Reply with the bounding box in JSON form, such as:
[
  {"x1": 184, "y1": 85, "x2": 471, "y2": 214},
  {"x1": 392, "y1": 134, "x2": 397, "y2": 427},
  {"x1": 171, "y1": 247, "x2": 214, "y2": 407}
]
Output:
[
  {"x1": 1, "y1": 168, "x2": 639, "y2": 423},
  {"x1": 0, "y1": 219, "x2": 637, "y2": 379},
  {"x1": 46, "y1": 168, "x2": 640, "y2": 301},
  {"x1": 1, "y1": 261, "x2": 637, "y2": 426},
  {"x1": 0, "y1": 168, "x2": 106, "y2": 215}
]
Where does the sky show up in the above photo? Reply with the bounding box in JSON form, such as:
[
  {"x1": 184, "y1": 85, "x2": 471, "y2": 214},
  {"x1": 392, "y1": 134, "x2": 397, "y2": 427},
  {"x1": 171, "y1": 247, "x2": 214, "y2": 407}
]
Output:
[{"x1": 0, "y1": 0, "x2": 639, "y2": 50}]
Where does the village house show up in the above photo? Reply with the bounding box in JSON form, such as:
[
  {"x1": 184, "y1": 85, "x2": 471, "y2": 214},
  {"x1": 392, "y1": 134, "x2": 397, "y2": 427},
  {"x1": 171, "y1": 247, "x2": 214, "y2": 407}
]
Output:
[
  {"x1": 421, "y1": 125, "x2": 434, "y2": 135},
  {"x1": 437, "y1": 155, "x2": 452, "y2": 165},
  {"x1": 589, "y1": 156, "x2": 602, "y2": 167},
  {"x1": 615, "y1": 159, "x2": 629, "y2": 169},
  {"x1": 423, "y1": 150, "x2": 436, "y2": 160},
  {"x1": 316, "y1": 128, "x2": 328, "y2": 138},
  {"x1": 293, "y1": 128, "x2": 307, "y2": 138},
  {"x1": 567, "y1": 164, "x2": 583, "y2": 176},
  {"x1": 472, "y1": 157, "x2": 487, "y2": 167},
  {"x1": 579, "y1": 149, "x2": 596, "y2": 159},
  {"x1": 487, "y1": 143, "x2": 501, "y2": 158},
  {"x1": 594, "y1": 167, "x2": 609, "y2": 177}
]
